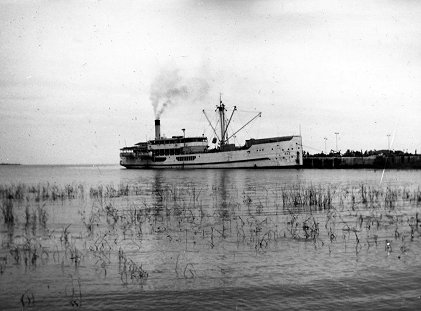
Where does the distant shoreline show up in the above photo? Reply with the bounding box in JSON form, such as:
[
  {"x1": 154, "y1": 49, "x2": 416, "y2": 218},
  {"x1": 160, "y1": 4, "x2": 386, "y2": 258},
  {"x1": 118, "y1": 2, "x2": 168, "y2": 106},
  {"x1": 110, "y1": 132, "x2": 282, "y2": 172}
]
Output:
[{"x1": 0, "y1": 163, "x2": 118, "y2": 166}]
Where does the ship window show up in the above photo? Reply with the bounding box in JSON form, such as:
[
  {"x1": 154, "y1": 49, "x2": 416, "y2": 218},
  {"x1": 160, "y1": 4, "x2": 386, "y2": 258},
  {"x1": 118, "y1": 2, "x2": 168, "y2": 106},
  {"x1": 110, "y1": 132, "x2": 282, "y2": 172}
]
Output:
[
  {"x1": 152, "y1": 157, "x2": 166, "y2": 162},
  {"x1": 176, "y1": 156, "x2": 197, "y2": 161}
]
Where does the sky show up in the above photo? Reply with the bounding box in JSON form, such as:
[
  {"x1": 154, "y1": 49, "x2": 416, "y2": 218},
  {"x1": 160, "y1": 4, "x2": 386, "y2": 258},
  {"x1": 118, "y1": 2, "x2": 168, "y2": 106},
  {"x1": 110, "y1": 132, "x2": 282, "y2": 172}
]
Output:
[{"x1": 0, "y1": 0, "x2": 420, "y2": 164}]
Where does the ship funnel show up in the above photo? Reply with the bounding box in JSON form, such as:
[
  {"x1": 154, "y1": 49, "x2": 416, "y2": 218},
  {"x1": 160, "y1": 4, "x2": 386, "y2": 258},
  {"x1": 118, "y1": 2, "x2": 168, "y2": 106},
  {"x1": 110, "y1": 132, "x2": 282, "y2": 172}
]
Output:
[{"x1": 155, "y1": 119, "x2": 161, "y2": 140}]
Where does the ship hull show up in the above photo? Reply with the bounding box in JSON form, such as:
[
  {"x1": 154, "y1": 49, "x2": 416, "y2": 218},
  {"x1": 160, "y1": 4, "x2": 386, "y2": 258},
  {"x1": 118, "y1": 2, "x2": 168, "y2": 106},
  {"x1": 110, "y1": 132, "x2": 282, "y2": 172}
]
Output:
[{"x1": 120, "y1": 136, "x2": 303, "y2": 169}]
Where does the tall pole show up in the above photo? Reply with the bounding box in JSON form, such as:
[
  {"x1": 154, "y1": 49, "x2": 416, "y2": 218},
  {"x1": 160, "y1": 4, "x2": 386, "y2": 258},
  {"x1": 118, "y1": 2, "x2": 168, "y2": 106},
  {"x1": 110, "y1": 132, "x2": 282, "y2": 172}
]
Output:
[
  {"x1": 217, "y1": 94, "x2": 226, "y2": 146},
  {"x1": 387, "y1": 134, "x2": 391, "y2": 152},
  {"x1": 182, "y1": 128, "x2": 186, "y2": 153},
  {"x1": 334, "y1": 132, "x2": 339, "y2": 153},
  {"x1": 324, "y1": 137, "x2": 328, "y2": 154}
]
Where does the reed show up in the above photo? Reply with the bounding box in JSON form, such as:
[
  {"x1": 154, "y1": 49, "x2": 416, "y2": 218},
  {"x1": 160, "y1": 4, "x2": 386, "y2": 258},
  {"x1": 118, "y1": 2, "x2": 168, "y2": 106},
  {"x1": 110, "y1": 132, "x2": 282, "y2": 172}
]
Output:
[
  {"x1": 20, "y1": 290, "x2": 35, "y2": 309},
  {"x1": 37, "y1": 203, "x2": 48, "y2": 227},
  {"x1": 0, "y1": 178, "x2": 420, "y2": 307},
  {"x1": 66, "y1": 275, "x2": 82, "y2": 308},
  {"x1": 118, "y1": 248, "x2": 148, "y2": 285},
  {"x1": 1, "y1": 199, "x2": 14, "y2": 225}
]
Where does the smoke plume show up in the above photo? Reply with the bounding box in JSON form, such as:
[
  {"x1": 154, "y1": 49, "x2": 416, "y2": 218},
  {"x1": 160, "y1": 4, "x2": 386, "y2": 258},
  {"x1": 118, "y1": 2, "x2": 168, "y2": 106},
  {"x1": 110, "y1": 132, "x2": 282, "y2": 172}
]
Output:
[{"x1": 149, "y1": 68, "x2": 210, "y2": 119}]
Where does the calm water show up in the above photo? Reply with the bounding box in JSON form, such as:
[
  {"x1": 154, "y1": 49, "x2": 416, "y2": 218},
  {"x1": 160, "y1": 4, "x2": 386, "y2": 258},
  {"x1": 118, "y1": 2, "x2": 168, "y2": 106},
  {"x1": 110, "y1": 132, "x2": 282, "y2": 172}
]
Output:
[{"x1": 0, "y1": 165, "x2": 420, "y2": 310}]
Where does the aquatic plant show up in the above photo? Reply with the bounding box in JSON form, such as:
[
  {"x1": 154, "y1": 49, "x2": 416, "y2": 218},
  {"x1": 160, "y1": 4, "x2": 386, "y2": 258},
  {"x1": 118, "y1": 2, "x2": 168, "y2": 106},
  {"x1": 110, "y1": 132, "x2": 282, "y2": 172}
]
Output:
[
  {"x1": 20, "y1": 290, "x2": 35, "y2": 309},
  {"x1": 1, "y1": 199, "x2": 14, "y2": 225},
  {"x1": 66, "y1": 275, "x2": 82, "y2": 308},
  {"x1": 37, "y1": 203, "x2": 48, "y2": 227},
  {"x1": 0, "y1": 179, "x2": 420, "y2": 309},
  {"x1": 60, "y1": 224, "x2": 71, "y2": 245},
  {"x1": 118, "y1": 248, "x2": 148, "y2": 285}
]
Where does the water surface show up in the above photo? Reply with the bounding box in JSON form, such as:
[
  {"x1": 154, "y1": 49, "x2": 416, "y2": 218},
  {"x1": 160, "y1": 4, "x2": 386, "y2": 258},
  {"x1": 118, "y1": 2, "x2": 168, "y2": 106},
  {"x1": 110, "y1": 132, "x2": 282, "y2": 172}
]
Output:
[{"x1": 0, "y1": 165, "x2": 420, "y2": 310}]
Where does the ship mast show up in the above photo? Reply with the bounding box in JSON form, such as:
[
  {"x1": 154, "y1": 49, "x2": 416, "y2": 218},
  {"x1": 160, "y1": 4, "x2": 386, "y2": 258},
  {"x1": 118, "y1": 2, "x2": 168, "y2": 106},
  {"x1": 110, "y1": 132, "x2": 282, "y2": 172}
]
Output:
[
  {"x1": 216, "y1": 94, "x2": 237, "y2": 146},
  {"x1": 217, "y1": 94, "x2": 227, "y2": 145},
  {"x1": 202, "y1": 94, "x2": 260, "y2": 149}
]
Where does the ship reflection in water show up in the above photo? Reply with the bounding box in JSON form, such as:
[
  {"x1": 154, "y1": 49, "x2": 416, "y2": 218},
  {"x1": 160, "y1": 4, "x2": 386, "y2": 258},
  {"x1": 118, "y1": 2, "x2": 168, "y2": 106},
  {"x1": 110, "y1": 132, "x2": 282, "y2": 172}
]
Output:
[{"x1": 0, "y1": 166, "x2": 420, "y2": 310}]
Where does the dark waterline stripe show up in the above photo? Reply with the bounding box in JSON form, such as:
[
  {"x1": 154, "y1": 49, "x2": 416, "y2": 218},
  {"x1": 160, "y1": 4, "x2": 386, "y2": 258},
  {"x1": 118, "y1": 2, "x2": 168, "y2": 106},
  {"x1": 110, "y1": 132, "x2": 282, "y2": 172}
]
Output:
[{"x1": 123, "y1": 157, "x2": 275, "y2": 168}]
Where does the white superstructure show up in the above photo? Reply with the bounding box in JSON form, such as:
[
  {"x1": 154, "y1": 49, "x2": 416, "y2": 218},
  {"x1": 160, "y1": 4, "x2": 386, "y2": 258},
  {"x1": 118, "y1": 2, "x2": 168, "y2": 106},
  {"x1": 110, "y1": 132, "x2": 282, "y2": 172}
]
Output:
[{"x1": 120, "y1": 99, "x2": 303, "y2": 169}]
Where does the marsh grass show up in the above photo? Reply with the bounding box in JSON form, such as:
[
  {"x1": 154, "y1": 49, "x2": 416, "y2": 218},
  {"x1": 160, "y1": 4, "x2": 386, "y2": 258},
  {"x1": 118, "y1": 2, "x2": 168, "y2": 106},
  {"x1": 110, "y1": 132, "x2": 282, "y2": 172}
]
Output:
[
  {"x1": 0, "y1": 180, "x2": 420, "y2": 308},
  {"x1": 0, "y1": 183, "x2": 85, "y2": 202},
  {"x1": 20, "y1": 290, "x2": 35, "y2": 309},
  {"x1": 118, "y1": 248, "x2": 148, "y2": 285},
  {"x1": 1, "y1": 199, "x2": 14, "y2": 225},
  {"x1": 65, "y1": 275, "x2": 82, "y2": 308}
]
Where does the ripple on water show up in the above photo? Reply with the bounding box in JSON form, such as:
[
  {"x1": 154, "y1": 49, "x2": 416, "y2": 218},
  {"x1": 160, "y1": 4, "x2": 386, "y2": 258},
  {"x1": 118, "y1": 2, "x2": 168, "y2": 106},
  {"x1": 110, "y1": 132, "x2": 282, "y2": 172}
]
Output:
[{"x1": 0, "y1": 167, "x2": 421, "y2": 310}]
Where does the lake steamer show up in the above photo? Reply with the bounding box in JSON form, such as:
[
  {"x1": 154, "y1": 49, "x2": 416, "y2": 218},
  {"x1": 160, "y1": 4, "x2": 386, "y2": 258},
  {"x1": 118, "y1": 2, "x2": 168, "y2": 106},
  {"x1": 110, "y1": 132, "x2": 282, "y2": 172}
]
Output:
[{"x1": 120, "y1": 100, "x2": 303, "y2": 169}]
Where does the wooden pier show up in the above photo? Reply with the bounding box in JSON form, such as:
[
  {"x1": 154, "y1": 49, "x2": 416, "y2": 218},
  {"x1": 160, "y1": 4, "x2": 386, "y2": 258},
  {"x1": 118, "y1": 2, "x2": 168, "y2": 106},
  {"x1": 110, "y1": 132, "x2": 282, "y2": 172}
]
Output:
[{"x1": 303, "y1": 155, "x2": 421, "y2": 169}]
